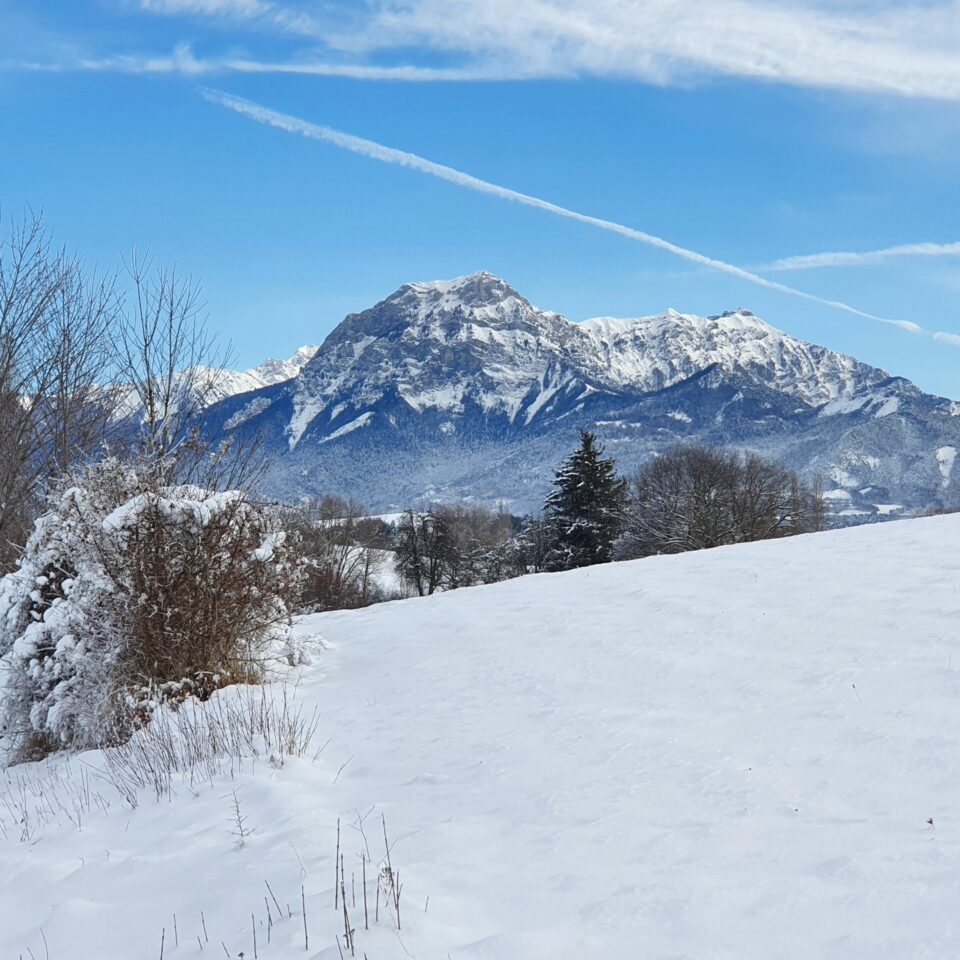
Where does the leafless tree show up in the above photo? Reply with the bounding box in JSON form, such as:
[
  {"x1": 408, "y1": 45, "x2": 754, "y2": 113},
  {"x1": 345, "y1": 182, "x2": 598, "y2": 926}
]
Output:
[
  {"x1": 113, "y1": 251, "x2": 237, "y2": 484},
  {"x1": 0, "y1": 212, "x2": 117, "y2": 568},
  {"x1": 393, "y1": 503, "x2": 515, "y2": 595},
  {"x1": 431, "y1": 503, "x2": 515, "y2": 587},
  {"x1": 285, "y1": 494, "x2": 392, "y2": 610},
  {"x1": 617, "y1": 444, "x2": 826, "y2": 559},
  {"x1": 394, "y1": 508, "x2": 453, "y2": 596},
  {"x1": 506, "y1": 513, "x2": 553, "y2": 575}
]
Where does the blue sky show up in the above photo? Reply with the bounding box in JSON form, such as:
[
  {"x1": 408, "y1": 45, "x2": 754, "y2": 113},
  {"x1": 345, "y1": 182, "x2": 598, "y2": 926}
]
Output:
[{"x1": 1, "y1": 1, "x2": 959, "y2": 396}]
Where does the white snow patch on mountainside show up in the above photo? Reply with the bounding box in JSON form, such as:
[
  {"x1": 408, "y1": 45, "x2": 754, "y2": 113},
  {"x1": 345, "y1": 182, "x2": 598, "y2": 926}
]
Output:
[
  {"x1": 6, "y1": 516, "x2": 960, "y2": 957},
  {"x1": 320, "y1": 410, "x2": 374, "y2": 443},
  {"x1": 223, "y1": 396, "x2": 273, "y2": 430},
  {"x1": 936, "y1": 445, "x2": 957, "y2": 486},
  {"x1": 285, "y1": 395, "x2": 324, "y2": 449},
  {"x1": 819, "y1": 390, "x2": 898, "y2": 418}
]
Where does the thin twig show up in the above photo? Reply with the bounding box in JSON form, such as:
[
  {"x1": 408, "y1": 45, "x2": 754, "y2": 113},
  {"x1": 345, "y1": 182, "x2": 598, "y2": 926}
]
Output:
[
  {"x1": 265, "y1": 880, "x2": 282, "y2": 917},
  {"x1": 302, "y1": 885, "x2": 309, "y2": 951},
  {"x1": 363, "y1": 853, "x2": 369, "y2": 930},
  {"x1": 333, "y1": 756, "x2": 353, "y2": 784}
]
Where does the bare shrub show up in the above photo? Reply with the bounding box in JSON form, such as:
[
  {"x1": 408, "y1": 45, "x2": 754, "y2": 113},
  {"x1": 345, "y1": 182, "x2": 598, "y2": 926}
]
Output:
[
  {"x1": 0, "y1": 757, "x2": 112, "y2": 841},
  {"x1": 284, "y1": 495, "x2": 392, "y2": 611},
  {"x1": 107, "y1": 484, "x2": 300, "y2": 707},
  {"x1": 98, "y1": 684, "x2": 320, "y2": 804}
]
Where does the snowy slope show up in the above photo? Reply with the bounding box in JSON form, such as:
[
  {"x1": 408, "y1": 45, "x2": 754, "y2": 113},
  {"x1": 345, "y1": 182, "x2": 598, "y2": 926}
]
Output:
[{"x1": 6, "y1": 515, "x2": 960, "y2": 957}]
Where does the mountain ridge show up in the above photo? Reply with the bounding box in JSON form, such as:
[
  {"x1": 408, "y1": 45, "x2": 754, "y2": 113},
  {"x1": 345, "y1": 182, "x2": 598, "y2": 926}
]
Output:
[{"x1": 201, "y1": 272, "x2": 960, "y2": 516}]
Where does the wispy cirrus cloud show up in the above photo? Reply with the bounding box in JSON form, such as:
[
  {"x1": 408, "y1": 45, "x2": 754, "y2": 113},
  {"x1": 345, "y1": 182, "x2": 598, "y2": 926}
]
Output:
[
  {"x1": 140, "y1": 0, "x2": 267, "y2": 14},
  {"x1": 138, "y1": 0, "x2": 327, "y2": 39},
  {"x1": 767, "y1": 242, "x2": 960, "y2": 271},
  {"x1": 9, "y1": 1, "x2": 960, "y2": 96},
  {"x1": 124, "y1": 0, "x2": 960, "y2": 100},
  {"x1": 12, "y1": 43, "x2": 489, "y2": 80}
]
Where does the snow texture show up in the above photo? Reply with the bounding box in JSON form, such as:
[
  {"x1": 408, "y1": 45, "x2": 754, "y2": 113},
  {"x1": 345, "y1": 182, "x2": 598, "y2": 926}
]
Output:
[{"x1": 5, "y1": 515, "x2": 960, "y2": 957}]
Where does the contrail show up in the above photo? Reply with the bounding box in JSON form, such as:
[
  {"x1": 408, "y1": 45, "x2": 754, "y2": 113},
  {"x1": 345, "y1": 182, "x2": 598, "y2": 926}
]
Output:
[
  {"x1": 203, "y1": 89, "x2": 923, "y2": 335},
  {"x1": 768, "y1": 241, "x2": 960, "y2": 271}
]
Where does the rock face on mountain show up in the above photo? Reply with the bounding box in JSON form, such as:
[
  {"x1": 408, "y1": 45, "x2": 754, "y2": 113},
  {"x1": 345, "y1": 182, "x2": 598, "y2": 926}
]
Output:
[{"x1": 202, "y1": 273, "x2": 960, "y2": 516}]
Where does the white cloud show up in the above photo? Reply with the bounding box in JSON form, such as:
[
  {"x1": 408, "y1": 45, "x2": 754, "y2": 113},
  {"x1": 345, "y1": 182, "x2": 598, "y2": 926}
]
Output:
[
  {"x1": 340, "y1": 0, "x2": 960, "y2": 98},
  {"x1": 933, "y1": 331, "x2": 960, "y2": 347},
  {"x1": 149, "y1": 0, "x2": 960, "y2": 99},
  {"x1": 13, "y1": 45, "x2": 493, "y2": 80},
  {"x1": 768, "y1": 242, "x2": 960, "y2": 271},
  {"x1": 140, "y1": 0, "x2": 327, "y2": 39},
  {"x1": 10, "y1": 1, "x2": 958, "y2": 99},
  {"x1": 204, "y1": 89, "x2": 923, "y2": 336}
]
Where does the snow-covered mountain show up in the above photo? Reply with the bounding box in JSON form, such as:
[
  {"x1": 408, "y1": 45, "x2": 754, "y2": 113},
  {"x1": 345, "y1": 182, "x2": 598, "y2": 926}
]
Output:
[
  {"x1": 205, "y1": 344, "x2": 319, "y2": 404},
  {"x1": 112, "y1": 345, "x2": 319, "y2": 423},
  {"x1": 202, "y1": 273, "x2": 960, "y2": 515},
  {"x1": 281, "y1": 272, "x2": 884, "y2": 446}
]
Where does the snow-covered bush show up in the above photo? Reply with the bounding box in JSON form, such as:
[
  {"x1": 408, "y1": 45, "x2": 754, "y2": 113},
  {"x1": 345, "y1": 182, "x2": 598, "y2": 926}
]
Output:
[{"x1": 0, "y1": 459, "x2": 300, "y2": 760}]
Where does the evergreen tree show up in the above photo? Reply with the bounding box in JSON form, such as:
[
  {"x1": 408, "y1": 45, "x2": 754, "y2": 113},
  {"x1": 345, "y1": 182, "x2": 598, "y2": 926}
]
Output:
[{"x1": 544, "y1": 431, "x2": 626, "y2": 570}]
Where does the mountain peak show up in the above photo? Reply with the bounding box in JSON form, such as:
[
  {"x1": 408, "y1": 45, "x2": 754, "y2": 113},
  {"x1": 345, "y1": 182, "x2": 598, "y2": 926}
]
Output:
[
  {"x1": 396, "y1": 271, "x2": 526, "y2": 309},
  {"x1": 245, "y1": 345, "x2": 319, "y2": 386},
  {"x1": 287, "y1": 275, "x2": 896, "y2": 448},
  {"x1": 320, "y1": 271, "x2": 551, "y2": 352}
]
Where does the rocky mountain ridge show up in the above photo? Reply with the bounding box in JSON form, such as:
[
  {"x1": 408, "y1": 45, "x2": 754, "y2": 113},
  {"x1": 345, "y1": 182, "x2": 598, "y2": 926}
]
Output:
[{"x1": 201, "y1": 272, "x2": 960, "y2": 516}]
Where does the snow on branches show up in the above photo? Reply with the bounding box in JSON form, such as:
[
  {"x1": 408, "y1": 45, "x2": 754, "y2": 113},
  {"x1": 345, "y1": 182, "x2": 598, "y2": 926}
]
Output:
[{"x1": 0, "y1": 459, "x2": 300, "y2": 760}]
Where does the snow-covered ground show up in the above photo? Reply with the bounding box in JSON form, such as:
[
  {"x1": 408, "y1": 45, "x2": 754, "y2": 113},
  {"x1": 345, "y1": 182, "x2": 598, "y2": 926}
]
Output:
[{"x1": 5, "y1": 515, "x2": 960, "y2": 958}]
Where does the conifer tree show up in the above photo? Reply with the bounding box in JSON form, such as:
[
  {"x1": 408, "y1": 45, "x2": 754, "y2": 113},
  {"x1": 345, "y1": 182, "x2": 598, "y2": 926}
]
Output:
[{"x1": 544, "y1": 430, "x2": 626, "y2": 570}]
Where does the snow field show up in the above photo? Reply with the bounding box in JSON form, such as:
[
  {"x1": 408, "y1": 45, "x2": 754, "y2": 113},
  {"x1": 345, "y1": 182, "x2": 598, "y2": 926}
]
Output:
[{"x1": 4, "y1": 514, "x2": 960, "y2": 957}]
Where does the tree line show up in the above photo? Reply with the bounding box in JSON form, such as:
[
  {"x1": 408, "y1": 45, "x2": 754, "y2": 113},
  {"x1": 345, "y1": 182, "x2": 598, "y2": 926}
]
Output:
[{"x1": 381, "y1": 431, "x2": 826, "y2": 598}]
